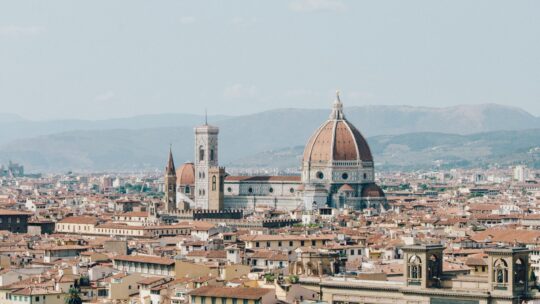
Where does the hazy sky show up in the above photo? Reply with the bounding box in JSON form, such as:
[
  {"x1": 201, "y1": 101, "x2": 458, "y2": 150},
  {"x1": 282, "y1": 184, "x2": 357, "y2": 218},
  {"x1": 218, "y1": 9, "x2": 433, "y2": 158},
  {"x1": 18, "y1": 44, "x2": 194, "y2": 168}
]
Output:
[{"x1": 1, "y1": 0, "x2": 539, "y2": 120}]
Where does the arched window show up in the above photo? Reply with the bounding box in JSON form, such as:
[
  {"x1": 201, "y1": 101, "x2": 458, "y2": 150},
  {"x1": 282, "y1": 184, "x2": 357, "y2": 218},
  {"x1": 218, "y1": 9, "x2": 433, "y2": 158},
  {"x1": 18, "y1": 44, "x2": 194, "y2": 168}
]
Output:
[
  {"x1": 199, "y1": 146, "x2": 205, "y2": 161},
  {"x1": 408, "y1": 255, "x2": 422, "y2": 281},
  {"x1": 212, "y1": 176, "x2": 217, "y2": 191},
  {"x1": 428, "y1": 254, "x2": 440, "y2": 279},
  {"x1": 514, "y1": 258, "x2": 526, "y2": 285},
  {"x1": 210, "y1": 149, "x2": 215, "y2": 161},
  {"x1": 185, "y1": 186, "x2": 190, "y2": 194},
  {"x1": 494, "y1": 259, "x2": 508, "y2": 284}
]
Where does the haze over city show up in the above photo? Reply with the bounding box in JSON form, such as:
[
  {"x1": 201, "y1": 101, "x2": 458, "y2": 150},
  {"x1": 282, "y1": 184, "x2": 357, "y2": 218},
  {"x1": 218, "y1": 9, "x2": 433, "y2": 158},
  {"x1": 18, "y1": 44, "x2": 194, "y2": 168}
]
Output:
[{"x1": 1, "y1": 0, "x2": 539, "y2": 120}]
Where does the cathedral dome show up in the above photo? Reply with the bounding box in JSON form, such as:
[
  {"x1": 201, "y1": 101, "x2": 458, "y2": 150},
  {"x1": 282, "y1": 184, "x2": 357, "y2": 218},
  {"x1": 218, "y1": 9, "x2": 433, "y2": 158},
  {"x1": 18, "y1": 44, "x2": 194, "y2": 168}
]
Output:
[
  {"x1": 361, "y1": 183, "x2": 385, "y2": 198},
  {"x1": 338, "y1": 184, "x2": 354, "y2": 192},
  {"x1": 302, "y1": 94, "x2": 373, "y2": 164},
  {"x1": 176, "y1": 162, "x2": 195, "y2": 185}
]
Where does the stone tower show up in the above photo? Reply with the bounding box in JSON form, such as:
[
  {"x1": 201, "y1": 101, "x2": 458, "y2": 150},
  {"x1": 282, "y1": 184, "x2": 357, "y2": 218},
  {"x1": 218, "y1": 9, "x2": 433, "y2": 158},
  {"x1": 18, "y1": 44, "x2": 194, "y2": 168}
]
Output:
[
  {"x1": 486, "y1": 247, "x2": 530, "y2": 297},
  {"x1": 402, "y1": 244, "x2": 444, "y2": 289},
  {"x1": 208, "y1": 166, "x2": 226, "y2": 210},
  {"x1": 194, "y1": 122, "x2": 219, "y2": 209},
  {"x1": 164, "y1": 147, "x2": 177, "y2": 213}
]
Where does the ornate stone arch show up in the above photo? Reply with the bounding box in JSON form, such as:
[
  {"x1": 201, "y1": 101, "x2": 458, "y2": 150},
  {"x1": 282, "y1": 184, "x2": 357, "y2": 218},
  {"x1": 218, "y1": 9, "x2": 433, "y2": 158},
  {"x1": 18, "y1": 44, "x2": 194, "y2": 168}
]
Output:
[
  {"x1": 493, "y1": 258, "x2": 508, "y2": 284},
  {"x1": 408, "y1": 255, "x2": 422, "y2": 281}
]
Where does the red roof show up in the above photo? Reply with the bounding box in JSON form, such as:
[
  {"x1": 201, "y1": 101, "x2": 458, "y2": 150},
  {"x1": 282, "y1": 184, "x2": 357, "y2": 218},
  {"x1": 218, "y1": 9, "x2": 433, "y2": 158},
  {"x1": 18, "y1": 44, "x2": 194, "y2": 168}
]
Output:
[
  {"x1": 58, "y1": 216, "x2": 98, "y2": 225},
  {"x1": 113, "y1": 254, "x2": 175, "y2": 265},
  {"x1": 189, "y1": 286, "x2": 273, "y2": 300},
  {"x1": 0, "y1": 209, "x2": 32, "y2": 216}
]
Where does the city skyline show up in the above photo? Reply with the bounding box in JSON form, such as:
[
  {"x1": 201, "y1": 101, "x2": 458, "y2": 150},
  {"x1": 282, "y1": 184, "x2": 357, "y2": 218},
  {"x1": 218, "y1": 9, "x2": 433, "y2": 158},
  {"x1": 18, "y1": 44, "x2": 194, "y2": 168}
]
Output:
[{"x1": 1, "y1": 2, "x2": 540, "y2": 303}]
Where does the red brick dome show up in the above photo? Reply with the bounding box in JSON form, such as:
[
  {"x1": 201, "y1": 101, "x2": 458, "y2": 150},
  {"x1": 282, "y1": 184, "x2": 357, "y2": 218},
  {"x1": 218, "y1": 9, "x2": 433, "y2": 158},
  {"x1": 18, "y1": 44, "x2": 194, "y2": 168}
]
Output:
[
  {"x1": 338, "y1": 184, "x2": 354, "y2": 192},
  {"x1": 176, "y1": 162, "x2": 195, "y2": 185},
  {"x1": 303, "y1": 95, "x2": 373, "y2": 163},
  {"x1": 361, "y1": 183, "x2": 385, "y2": 198}
]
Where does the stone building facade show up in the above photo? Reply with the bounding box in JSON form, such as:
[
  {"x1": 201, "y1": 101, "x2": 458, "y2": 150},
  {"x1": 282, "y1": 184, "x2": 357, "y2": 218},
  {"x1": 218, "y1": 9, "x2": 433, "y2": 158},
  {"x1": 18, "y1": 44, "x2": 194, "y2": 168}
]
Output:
[
  {"x1": 166, "y1": 93, "x2": 386, "y2": 212},
  {"x1": 299, "y1": 245, "x2": 537, "y2": 304}
]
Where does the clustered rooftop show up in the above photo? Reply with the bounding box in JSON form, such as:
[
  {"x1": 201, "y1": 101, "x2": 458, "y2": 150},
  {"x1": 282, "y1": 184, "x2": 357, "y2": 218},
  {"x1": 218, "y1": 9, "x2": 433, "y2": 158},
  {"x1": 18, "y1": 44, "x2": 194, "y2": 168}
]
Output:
[{"x1": 0, "y1": 95, "x2": 538, "y2": 303}]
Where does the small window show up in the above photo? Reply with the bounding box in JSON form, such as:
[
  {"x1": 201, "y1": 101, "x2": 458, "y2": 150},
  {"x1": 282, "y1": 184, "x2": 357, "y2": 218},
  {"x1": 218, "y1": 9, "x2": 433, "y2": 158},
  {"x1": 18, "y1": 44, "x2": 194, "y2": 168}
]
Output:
[
  {"x1": 311, "y1": 240, "x2": 316, "y2": 246},
  {"x1": 342, "y1": 172, "x2": 349, "y2": 180},
  {"x1": 269, "y1": 187, "x2": 273, "y2": 193},
  {"x1": 227, "y1": 187, "x2": 232, "y2": 192},
  {"x1": 290, "y1": 188, "x2": 294, "y2": 193},
  {"x1": 289, "y1": 241, "x2": 293, "y2": 246},
  {"x1": 363, "y1": 173, "x2": 367, "y2": 179},
  {"x1": 256, "y1": 242, "x2": 260, "y2": 248},
  {"x1": 248, "y1": 187, "x2": 253, "y2": 193},
  {"x1": 316, "y1": 171, "x2": 324, "y2": 179},
  {"x1": 199, "y1": 146, "x2": 205, "y2": 161}
]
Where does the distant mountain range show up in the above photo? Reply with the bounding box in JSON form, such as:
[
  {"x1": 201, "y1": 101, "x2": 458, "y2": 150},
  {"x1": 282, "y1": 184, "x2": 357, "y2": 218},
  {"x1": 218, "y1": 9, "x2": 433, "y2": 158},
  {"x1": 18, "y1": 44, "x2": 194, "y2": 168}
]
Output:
[
  {"x1": 232, "y1": 129, "x2": 540, "y2": 171},
  {"x1": 0, "y1": 103, "x2": 539, "y2": 172}
]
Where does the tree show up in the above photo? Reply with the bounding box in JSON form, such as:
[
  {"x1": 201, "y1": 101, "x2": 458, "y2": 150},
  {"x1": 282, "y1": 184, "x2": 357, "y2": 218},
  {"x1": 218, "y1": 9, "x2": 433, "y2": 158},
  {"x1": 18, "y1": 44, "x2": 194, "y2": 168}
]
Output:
[
  {"x1": 288, "y1": 275, "x2": 299, "y2": 284},
  {"x1": 264, "y1": 273, "x2": 275, "y2": 283},
  {"x1": 65, "y1": 287, "x2": 82, "y2": 304}
]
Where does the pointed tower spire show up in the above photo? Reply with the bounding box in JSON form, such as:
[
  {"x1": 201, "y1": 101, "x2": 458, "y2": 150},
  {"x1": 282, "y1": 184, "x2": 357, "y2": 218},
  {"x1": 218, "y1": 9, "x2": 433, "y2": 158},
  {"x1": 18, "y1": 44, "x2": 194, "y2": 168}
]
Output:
[
  {"x1": 166, "y1": 145, "x2": 176, "y2": 175},
  {"x1": 329, "y1": 90, "x2": 345, "y2": 120}
]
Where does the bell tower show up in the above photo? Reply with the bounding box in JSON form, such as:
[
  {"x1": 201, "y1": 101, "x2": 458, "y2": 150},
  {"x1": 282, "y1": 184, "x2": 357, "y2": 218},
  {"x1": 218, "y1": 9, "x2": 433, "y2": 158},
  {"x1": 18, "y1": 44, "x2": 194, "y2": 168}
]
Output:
[
  {"x1": 164, "y1": 146, "x2": 177, "y2": 213},
  {"x1": 194, "y1": 119, "x2": 219, "y2": 209},
  {"x1": 402, "y1": 244, "x2": 444, "y2": 289},
  {"x1": 486, "y1": 247, "x2": 530, "y2": 297}
]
